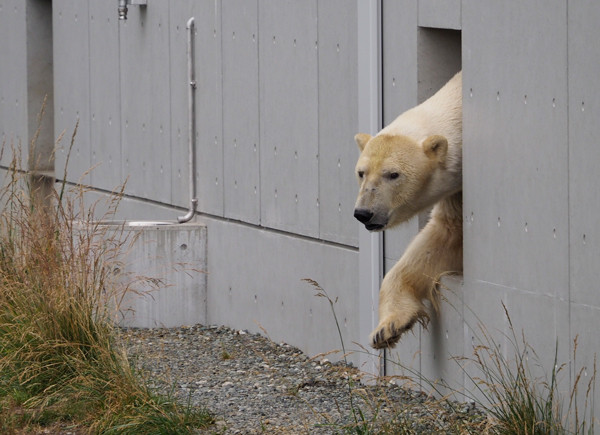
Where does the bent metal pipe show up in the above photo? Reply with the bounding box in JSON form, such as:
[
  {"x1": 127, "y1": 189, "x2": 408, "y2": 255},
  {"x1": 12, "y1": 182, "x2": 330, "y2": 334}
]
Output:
[{"x1": 178, "y1": 17, "x2": 198, "y2": 223}]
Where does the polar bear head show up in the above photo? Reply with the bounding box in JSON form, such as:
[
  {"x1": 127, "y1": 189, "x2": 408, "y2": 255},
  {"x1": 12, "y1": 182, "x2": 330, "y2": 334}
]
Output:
[{"x1": 353, "y1": 133, "x2": 451, "y2": 231}]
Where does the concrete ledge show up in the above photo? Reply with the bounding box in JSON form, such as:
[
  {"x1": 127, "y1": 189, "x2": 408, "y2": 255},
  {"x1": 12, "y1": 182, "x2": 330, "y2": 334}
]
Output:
[{"x1": 112, "y1": 222, "x2": 207, "y2": 328}]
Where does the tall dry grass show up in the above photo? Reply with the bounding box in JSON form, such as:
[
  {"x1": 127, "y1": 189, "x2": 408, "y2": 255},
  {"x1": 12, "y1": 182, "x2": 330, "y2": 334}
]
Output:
[
  {"x1": 453, "y1": 303, "x2": 596, "y2": 435},
  {"x1": 0, "y1": 130, "x2": 212, "y2": 433}
]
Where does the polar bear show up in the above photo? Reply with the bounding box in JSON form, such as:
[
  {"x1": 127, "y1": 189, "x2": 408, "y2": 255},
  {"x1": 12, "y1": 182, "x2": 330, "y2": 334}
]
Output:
[{"x1": 354, "y1": 71, "x2": 462, "y2": 349}]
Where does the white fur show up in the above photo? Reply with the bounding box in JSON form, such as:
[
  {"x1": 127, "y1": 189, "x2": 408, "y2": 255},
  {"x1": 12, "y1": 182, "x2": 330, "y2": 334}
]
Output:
[{"x1": 379, "y1": 71, "x2": 462, "y2": 186}]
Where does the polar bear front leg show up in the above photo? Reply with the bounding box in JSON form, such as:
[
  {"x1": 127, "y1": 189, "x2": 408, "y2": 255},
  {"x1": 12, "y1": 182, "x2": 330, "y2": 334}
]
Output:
[
  {"x1": 369, "y1": 200, "x2": 463, "y2": 349},
  {"x1": 369, "y1": 258, "x2": 429, "y2": 349}
]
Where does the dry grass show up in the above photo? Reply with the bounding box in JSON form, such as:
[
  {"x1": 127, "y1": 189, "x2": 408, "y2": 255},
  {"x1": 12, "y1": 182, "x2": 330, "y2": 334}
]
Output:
[
  {"x1": 0, "y1": 131, "x2": 213, "y2": 433},
  {"x1": 453, "y1": 303, "x2": 596, "y2": 435},
  {"x1": 306, "y1": 279, "x2": 596, "y2": 435}
]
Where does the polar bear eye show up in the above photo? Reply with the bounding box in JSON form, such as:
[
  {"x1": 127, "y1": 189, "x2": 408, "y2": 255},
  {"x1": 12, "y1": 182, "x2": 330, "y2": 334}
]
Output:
[
  {"x1": 388, "y1": 172, "x2": 400, "y2": 180},
  {"x1": 357, "y1": 171, "x2": 364, "y2": 179}
]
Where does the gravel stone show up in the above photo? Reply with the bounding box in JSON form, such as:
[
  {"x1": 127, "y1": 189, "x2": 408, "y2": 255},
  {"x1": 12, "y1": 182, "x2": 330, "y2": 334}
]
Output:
[{"x1": 122, "y1": 324, "x2": 486, "y2": 434}]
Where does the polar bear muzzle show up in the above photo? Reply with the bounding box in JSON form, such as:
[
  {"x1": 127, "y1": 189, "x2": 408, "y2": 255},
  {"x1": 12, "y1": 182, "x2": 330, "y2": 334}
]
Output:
[{"x1": 353, "y1": 208, "x2": 386, "y2": 231}]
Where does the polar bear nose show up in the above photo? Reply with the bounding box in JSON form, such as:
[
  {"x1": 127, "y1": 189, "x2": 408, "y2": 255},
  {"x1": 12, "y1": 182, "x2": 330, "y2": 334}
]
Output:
[{"x1": 354, "y1": 208, "x2": 374, "y2": 224}]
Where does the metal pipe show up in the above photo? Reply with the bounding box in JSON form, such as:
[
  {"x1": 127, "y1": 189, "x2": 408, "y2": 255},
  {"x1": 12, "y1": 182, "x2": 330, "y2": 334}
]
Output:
[
  {"x1": 178, "y1": 17, "x2": 198, "y2": 224},
  {"x1": 118, "y1": 0, "x2": 128, "y2": 20}
]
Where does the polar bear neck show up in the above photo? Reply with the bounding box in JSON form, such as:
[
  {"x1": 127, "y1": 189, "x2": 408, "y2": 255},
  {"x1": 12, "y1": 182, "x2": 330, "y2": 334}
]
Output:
[{"x1": 379, "y1": 71, "x2": 462, "y2": 148}]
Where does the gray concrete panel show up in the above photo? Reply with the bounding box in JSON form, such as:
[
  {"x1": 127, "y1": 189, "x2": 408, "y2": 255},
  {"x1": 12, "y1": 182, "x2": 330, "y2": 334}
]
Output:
[
  {"x1": 418, "y1": 0, "x2": 461, "y2": 30},
  {"x1": 317, "y1": 0, "x2": 359, "y2": 247},
  {"x1": 117, "y1": 224, "x2": 207, "y2": 328},
  {"x1": 568, "y1": 1, "x2": 600, "y2": 308},
  {"x1": 460, "y1": 279, "x2": 510, "y2": 405},
  {"x1": 461, "y1": 278, "x2": 571, "y2": 407},
  {"x1": 462, "y1": 1, "x2": 569, "y2": 299},
  {"x1": 222, "y1": 0, "x2": 260, "y2": 224},
  {"x1": 88, "y1": 1, "x2": 122, "y2": 192},
  {"x1": 382, "y1": 0, "x2": 418, "y2": 123},
  {"x1": 506, "y1": 293, "x2": 570, "y2": 383},
  {"x1": 417, "y1": 28, "x2": 461, "y2": 103},
  {"x1": 569, "y1": 303, "x2": 600, "y2": 420},
  {"x1": 118, "y1": 1, "x2": 171, "y2": 203},
  {"x1": 0, "y1": 0, "x2": 28, "y2": 163},
  {"x1": 419, "y1": 277, "x2": 465, "y2": 398},
  {"x1": 206, "y1": 216, "x2": 360, "y2": 366},
  {"x1": 259, "y1": 0, "x2": 319, "y2": 238},
  {"x1": 52, "y1": 0, "x2": 91, "y2": 184}
]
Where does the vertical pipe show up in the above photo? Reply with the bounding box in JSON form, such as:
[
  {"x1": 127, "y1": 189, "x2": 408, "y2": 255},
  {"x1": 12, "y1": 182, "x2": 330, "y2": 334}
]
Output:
[{"x1": 178, "y1": 17, "x2": 198, "y2": 223}]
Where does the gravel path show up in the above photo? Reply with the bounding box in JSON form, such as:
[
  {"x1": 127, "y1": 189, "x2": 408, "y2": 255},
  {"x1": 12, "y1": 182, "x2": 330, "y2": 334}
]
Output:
[{"x1": 123, "y1": 325, "x2": 487, "y2": 434}]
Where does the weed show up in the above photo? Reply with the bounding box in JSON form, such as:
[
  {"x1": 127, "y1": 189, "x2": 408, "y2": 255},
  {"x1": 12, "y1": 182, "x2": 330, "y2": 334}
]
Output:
[
  {"x1": 221, "y1": 350, "x2": 233, "y2": 360},
  {"x1": 303, "y1": 278, "x2": 381, "y2": 434},
  {"x1": 452, "y1": 302, "x2": 596, "y2": 435}
]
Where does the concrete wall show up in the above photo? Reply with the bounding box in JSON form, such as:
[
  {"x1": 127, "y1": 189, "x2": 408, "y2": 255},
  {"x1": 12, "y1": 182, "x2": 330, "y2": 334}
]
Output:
[
  {"x1": 48, "y1": 0, "x2": 361, "y2": 365},
  {"x1": 461, "y1": 0, "x2": 599, "y2": 410},
  {"x1": 51, "y1": 0, "x2": 358, "y2": 247}
]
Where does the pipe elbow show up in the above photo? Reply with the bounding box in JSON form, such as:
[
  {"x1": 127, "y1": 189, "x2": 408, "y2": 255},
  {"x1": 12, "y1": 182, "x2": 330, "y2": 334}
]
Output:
[{"x1": 177, "y1": 198, "x2": 198, "y2": 224}]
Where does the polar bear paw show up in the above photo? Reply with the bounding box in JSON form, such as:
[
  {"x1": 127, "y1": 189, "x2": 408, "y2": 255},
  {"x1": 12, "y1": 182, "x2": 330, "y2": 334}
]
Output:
[{"x1": 370, "y1": 316, "x2": 417, "y2": 349}]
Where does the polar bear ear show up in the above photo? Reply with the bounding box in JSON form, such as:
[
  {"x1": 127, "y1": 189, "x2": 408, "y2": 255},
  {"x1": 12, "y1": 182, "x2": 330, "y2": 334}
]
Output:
[
  {"x1": 423, "y1": 135, "x2": 448, "y2": 164},
  {"x1": 354, "y1": 133, "x2": 372, "y2": 152}
]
